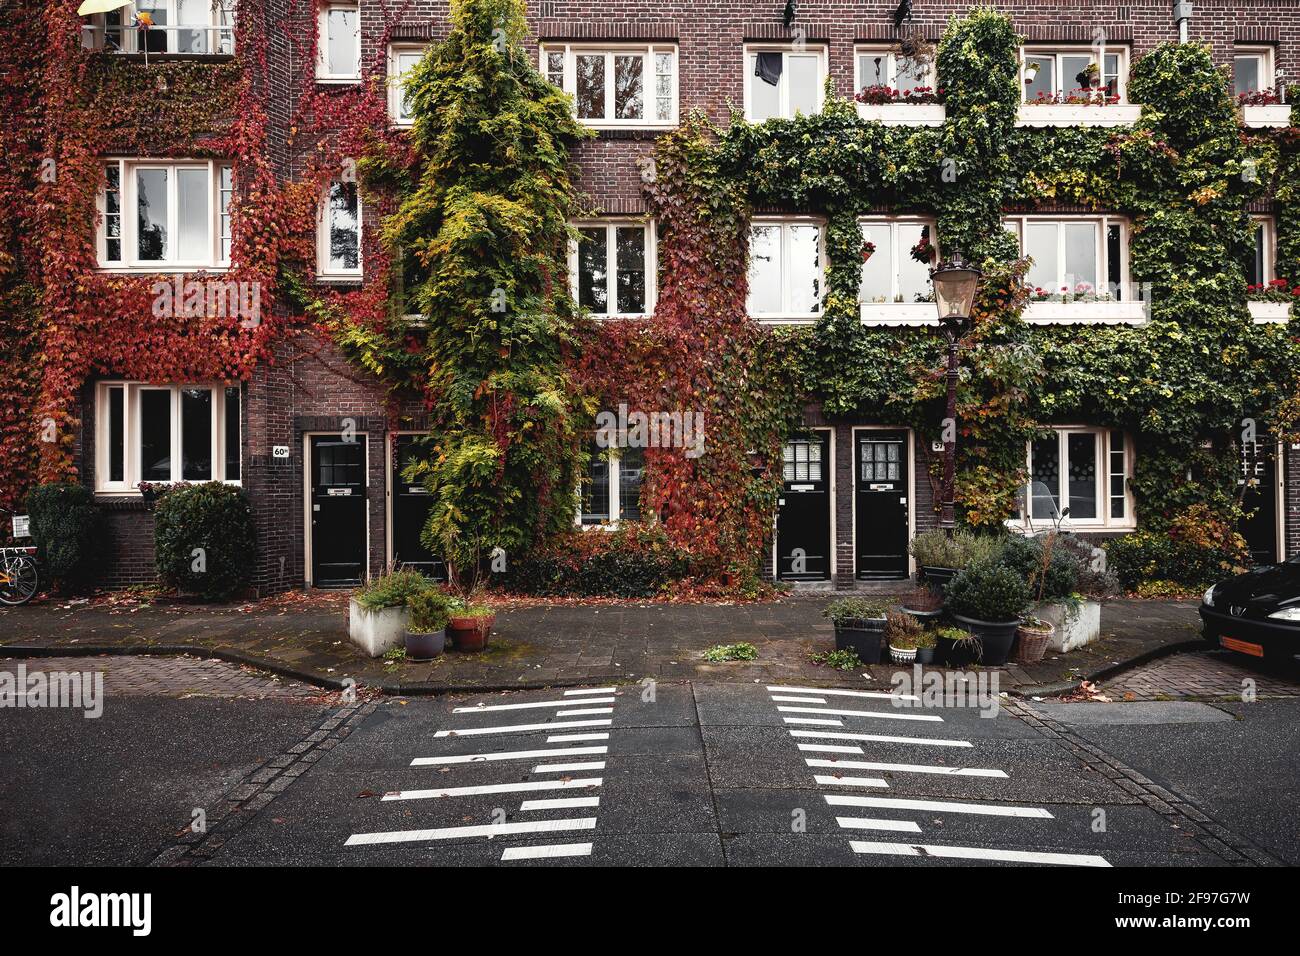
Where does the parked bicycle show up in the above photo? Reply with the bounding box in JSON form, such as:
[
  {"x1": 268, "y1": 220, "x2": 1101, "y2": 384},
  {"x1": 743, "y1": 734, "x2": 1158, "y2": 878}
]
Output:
[{"x1": 0, "y1": 506, "x2": 39, "y2": 606}]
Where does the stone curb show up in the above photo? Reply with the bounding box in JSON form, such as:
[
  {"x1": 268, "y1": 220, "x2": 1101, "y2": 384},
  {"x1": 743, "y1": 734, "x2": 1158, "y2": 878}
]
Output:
[{"x1": 1010, "y1": 638, "x2": 1208, "y2": 698}]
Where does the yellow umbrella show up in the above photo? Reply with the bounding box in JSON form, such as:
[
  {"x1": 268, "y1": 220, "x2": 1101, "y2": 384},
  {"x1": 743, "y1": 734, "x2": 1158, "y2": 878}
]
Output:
[{"x1": 76, "y1": 0, "x2": 132, "y2": 14}]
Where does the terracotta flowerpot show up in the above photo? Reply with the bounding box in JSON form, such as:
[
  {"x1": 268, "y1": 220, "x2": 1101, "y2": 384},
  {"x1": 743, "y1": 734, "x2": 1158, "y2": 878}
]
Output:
[{"x1": 448, "y1": 614, "x2": 494, "y2": 652}]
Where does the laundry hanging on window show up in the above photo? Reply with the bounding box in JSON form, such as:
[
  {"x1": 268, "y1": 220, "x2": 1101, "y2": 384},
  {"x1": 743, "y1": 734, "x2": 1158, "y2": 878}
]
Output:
[{"x1": 755, "y1": 52, "x2": 784, "y2": 86}]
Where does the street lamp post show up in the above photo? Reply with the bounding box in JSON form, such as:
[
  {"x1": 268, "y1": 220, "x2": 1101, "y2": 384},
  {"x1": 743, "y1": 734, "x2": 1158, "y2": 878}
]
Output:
[{"x1": 930, "y1": 253, "x2": 982, "y2": 538}]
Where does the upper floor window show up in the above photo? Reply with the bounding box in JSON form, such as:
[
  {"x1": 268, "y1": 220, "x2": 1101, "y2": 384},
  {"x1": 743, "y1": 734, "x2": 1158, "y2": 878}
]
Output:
[
  {"x1": 1233, "y1": 47, "x2": 1277, "y2": 102},
  {"x1": 98, "y1": 159, "x2": 232, "y2": 269},
  {"x1": 98, "y1": 0, "x2": 236, "y2": 55},
  {"x1": 388, "y1": 43, "x2": 429, "y2": 126},
  {"x1": 570, "y1": 220, "x2": 656, "y2": 317},
  {"x1": 1022, "y1": 427, "x2": 1132, "y2": 529},
  {"x1": 318, "y1": 177, "x2": 362, "y2": 279},
  {"x1": 1249, "y1": 216, "x2": 1275, "y2": 288},
  {"x1": 95, "y1": 382, "x2": 241, "y2": 493},
  {"x1": 1023, "y1": 46, "x2": 1127, "y2": 104},
  {"x1": 1005, "y1": 215, "x2": 1130, "y2": 301},
  {"x1": 748, "y1": 219, "x2": 824, "y2": 321},
  {"x1": 317, "y1": 1, "x2": 360, "y2": 82},
  {"x1": 745, "y1": 44, "x2": 826, "y2": 121},
  {"x1": 579, "y1": 441, "x2": 644, "y2": 526},
  {"x1": 542, "y1": 44, "x2": 678, "y2": 127},
  {"x1": 854, "y1": 46, "x2": 935, "y2": 98},
  {"x1": 859, "y1": 219, "x2": 936, "y2": 306}
]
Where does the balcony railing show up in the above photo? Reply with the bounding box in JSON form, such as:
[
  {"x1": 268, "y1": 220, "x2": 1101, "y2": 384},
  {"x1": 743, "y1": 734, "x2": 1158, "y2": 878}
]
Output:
[{"x1": 85, "y1": 23, "x2": 235, "y2": 56}]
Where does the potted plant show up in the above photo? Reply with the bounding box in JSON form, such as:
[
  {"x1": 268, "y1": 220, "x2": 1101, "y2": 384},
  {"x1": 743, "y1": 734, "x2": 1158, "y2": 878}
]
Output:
[
  {"x1": 446, "y1": 598, "x2": 495, "y2": 652},
  {"x1": 914, "y1": 628, "x2": 937, "y2": 665},
  {"x1": 943, "y1": 562, "x2": 1032, "y2": 666},
  {"x1": 405, "y1": 588, "x2": 451, "y2": 660},
  {"x1": 908, "y1": 529, "x2": 1002, "y2": 591},
  {"x1": 933, "y1": 625, "x2": 980, "y2": 666},
  {"x1": 889, "y1": 633, "x2": 918, "y2": 665},
  {"x1": 885, "y1": 610, "x2": 923, "y2": 665},
  {"x1": 823, "y1": 598, "x2": 889, "y2": 664},
  {"x1": 899, "y1": 585, "x2": 944, "y2": 625},
  {"x1": 1015, "y1": 614, "x2": 1054, "y2": 663},
  {"x1": 348, "y1": 567, "x2": 432, "y2": 657}
]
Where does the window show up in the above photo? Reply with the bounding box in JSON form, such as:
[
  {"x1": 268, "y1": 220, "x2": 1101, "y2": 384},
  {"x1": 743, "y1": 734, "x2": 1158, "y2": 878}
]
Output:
[
  {"x1": 388, "y1": 43, "x2": 428, "y2": 126},
  {"x1": 1233, "y1": 47, "x2": 1274, "y2": 97},
  {"x1": 98, "y1": 159, "x2": 232, "y2": 269},
  {"x1": 1023, "y1": 428, "x2": 1131, "y2": 528},
  {"x1": 748, "y1": 220, "x2": 824, "y2": 320},
  {"x1": 579, "y1": 442, "x2": 643, "y2": 525},
  {"x1": 1023, "y1": 46, "x2": 1127, "y2": 103},
  {"x1": 541, "y1": 44, "x2": 677, "y2": 127},
  {"x1": 1249, "y1": 216, "x2": 1275, "y2": 288},
  {"x1": 745, "y1": 44, "x2": 826, "y2": 121},
  {"x1": 95, "y1": 382, "x2": 241, "y2": 491},
  {"x1": 783, "y1": 439, "x2": 823, "y2": 481},
  {"x1": 318, "y1": 178, "x2": 362, "y2": 278},
  {"x1": 854, "y1": 46, "x2": 935, "y2": 96},
  {"x1": 1005, "y1": 215, "x2": 1130, "y2": 301},
  {"x1": 317, "y1": 2, "x2": 360, "y2": 81},
  {"x1": 570, "y1": 221, "x2": 655, "y2": 316},
  {"x1": 100, "y1": 0, "x2": 236, "y2": 55},
  {"x1": 859, "y1": 219, "x2": 936, "y2": 306}
]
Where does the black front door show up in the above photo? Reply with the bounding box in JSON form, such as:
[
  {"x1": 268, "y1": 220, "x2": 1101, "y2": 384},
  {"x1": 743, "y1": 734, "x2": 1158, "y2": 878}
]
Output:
[
  {"x1": 855, "y1": 431, "x2": 909, "y2": 580},
  {"x1": 776, "y1": 433, "x2": 831, "y2": 581},
  {"x1": 1239, "y1": 439, "x2": 1279, "y2": 565},
  {"x1": 310, "y1": 435, "x2": 366, "y2": 587},
  {"x1": 391, "y1": 434, "x2": 446, "y2": 581}
]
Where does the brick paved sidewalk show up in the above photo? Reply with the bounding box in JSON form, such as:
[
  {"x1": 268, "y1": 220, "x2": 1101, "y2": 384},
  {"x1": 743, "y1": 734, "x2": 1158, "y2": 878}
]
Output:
[
  {"x1": 0, "y1": 655, "x2": 324, "y2": 700},
  {"x1": 1099, "y1": 649, "x2": 1300, "y2": 701}
]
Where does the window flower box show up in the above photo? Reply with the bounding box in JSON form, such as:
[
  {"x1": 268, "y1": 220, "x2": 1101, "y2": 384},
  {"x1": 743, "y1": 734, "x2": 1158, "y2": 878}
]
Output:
[
  {"x1": 1242, "y1": 105, "x2": 1292, "y2": 128},
  {"x1": 1023, "y1": 300, "x2": 1146, "y2": 324},
  {"x1": 1248, "y1": 300, "x2": 1292, "y2": 323},
  {"x1": 1017, "y1": 104, "x2": 1141, "y2": 127},
  {"x1": 856, "y1": 102, "x2": 946, "y2": 126},
  {"x1": 860, "y1": 302, "x2": 939, "y2": 325}
]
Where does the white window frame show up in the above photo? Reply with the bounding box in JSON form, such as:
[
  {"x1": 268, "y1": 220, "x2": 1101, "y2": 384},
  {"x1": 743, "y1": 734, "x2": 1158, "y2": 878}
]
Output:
[
  {"x1": 743, "y1": 43, "x2": 828, "y2": 121},
  {"x1": 858, "y1": 216, "x2": 939, "y2": 322},
  {"x1": 97, "y1": 158, "x2": 231, "y2": 271},
  {"x1": 747, "y1": 218, "x2": 826, "y2": 323},
  {"x1": 577, "y1": 443, "x2": 643, "y2": 527},
  {"x1": 1232, "y1": 46, "x2": 1275, "y2": 97},
  {"x1": 1004, "y1": 214, "x2": 1131, "y2": 301},
  {"x1": 541, "y1": 43, "x2": 679, "y2": 128},
  {"x1": 1021, "y1": 45, "x2": 1129, "y2": 103},
  {"x1": 317, "y1": 176, "x2": 363, "y2": 279},
  {"x1": 94, "y1": 0, "x2": 236, "y2": 55},
  {"x1": 94, "y1": 381, "x2": 241, "y2": 493},
  {"x1": 1018, "y1": 427, "x2": 1134, "y2": 531},
  {"x1": 852, "y1": 45, "x2": 936, "y2": 96},
  {"x1": 1250, "y1": 215, "x2": 1276, "y2": 287},
  {"x1": 387, "y1": 42, "x2": 428, "y2": 127},
  {"x1": 316, "y1": 1, "x2": 361, "y2": 82},
  {"x1": 569, "y1": 219, "x2": 657, "y2": 318}
]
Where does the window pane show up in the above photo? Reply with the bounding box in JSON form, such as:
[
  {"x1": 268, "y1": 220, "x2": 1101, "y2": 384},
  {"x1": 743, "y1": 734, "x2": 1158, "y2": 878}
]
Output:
[
  {"x1": 580, "y1": 446, "x2": 611, "y2": 524},
  {"x1": 327, "y1": 7, "x2": 358, "y2": 76},
  {"x1": 546, "y1": 51, "x2": 564, "y2": 86},
  {"x1": 1109, "y1": 430, "x2": 1125, "y2": 519},
  {"x1": 749, "y1": 54, "x2": 781, "y2": 121},
  {"x1": 613, "y1": 55, "x2": 643, "y2": 119},
  {"x1": 787, "y1": 225, "x2": 821, "y2": 314},
  {"x1": 1103, "y1": 53, "x2": 1121, "y2": 97},
  {"x1": 177, "y1": 167, "x2": 209, "y2": 262},
  {"x1": 1233, "y1": 56, "x2": 1260, "y2": 96},
  {"x1": 577, "y1": 227, "x2": 608, "y2": 313},
  {"x1": 1063, "y1": 221, "x2": 1097, "y2": 294},
  {"x1": 328, "y1": 181, "x2": 359, "y2": 271},
  {"x1": 1030, "y1": 436, "x2": 1060, "y2": 519},
  {"x1": 177, "y1": 0, "x2": 209, "y2": 54},
  {"x1": 787, "y1": 55, "x2": 819, "y2": 116},
  {"x1": 1250, "y1": 222, "x2": 1266, "y2": 286},
  {"x1": 618, "y1": 446, "x2": 644, "y2": 521},
  {"x1": 897, "y1": 223, "x2": 932, "y2": 302},
  {"x1": 140, "y1": 390, "x2": 172, "y2": 482},
  {"x1": 181, "y1": 388, "x2": 212, "y2": 481},
  {"x1": 224, "y1": 386, "x2": 241, "y2": 481},
  {"x1": 747, "y1": 225, "x2": 781, "y2": 313},
  {"x1": 859, "y1": 223, "x2": 892, "y2": 303},
  {"x1": 1107, "y1": 223, "x2": 1122, "y2": 299},
  {"x1": 397, "y1": 52, "x2": 423, "y2": 121},
  {"x1": 654, "y1": 52, "x2": 673, "y2": 121},
  {"x1": 104, "y1": 165, "x2": 121, "y2": 262},
  {"x1": 576, "y1": 54, "x2": 605, "y2": 119},
  {"x1": 1067, "y1": 433, "x2": 1097, "y2": 519},
  {"x1": 139, "y1": 0, "x2": 167, "y2": 53},
  {"x1": 1024, "y1": 222, "x2": 1057, "y2": 292},
  {"x1": 1025, "y1": 55, "x2": 1053, "y2": 101},
  {"x1": 1061, "y1": 55, "x2": 1093, "y2": 96},
  {"x1": 137, "y1": 167, "x2": 168, "y2": 261},
  {"x1": 896, "y1": 55, "x2": 928, "y2": 94},
  {"x1": 219, "y1": 165, "x2": 233, "y2": 262},
  {"x1": 614, "y1": 226, "x2": 645, "y2": 313},
  {"x1": 108, "y1": 386, "x2": 124, "y2": 483}
]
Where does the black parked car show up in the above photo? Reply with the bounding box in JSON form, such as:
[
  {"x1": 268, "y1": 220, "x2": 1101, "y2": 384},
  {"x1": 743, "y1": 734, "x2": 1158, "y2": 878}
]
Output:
[{"x1": 1199, "y1": 558, "x2": 1300, "y2": 661}]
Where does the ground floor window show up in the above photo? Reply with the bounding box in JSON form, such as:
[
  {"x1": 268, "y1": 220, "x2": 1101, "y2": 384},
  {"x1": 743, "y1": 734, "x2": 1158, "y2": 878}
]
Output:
[
  {"x1": 1020, "y1": 427, "x2": 1132, "y2": 528},
  {"x1": 95, "y1": 382, "x2": 241, "y2": 492},
  {"x1": 579, "y1": 442, "x2": 644, "y2": 525}
]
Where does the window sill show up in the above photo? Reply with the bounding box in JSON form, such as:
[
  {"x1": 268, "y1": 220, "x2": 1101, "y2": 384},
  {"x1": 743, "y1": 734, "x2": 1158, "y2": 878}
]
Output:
[
  {"x1": 1249, "y1": 300, "x2": 1293, "y2": 323},
  {"x1": 855, "y1": 103, "x2": 945, "y2": 126},
  {"x1": 95, "y1": 265, "x2": 230, "y2": 275},
  {"x1": 861, "y1": 303, "x2": 938, "y2": 326},
  {"x1": 100, "y1": 53, "x2": 235, "y2": 63},
  {"x1": 1242, "y1": 105, "x2": 1291, "y2": 128},
  {"x1": 1008, "y1": 519, "x2": 1135, "y2": 534},
  {"x1": 316, "y1": 76, "x2": 361, "y2": 85},
  {"x1": 752, "y1": 314, "x2": 821, "y2": 325},
  {"x1": 1016, "y1": 104, "x2": 1141, "y2": 127},
  {"x1": 1022, "y1": 301, "x2": 1147, "y2": 324},
  {"x1": 317, "y1": 273, "x2": 364, "y2": 285}
]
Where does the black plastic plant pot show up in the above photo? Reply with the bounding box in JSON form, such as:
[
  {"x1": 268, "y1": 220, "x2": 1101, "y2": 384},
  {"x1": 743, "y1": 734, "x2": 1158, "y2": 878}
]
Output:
[
  {"x1": 935, "y1": 634, "x2": 979, "y2": 667},
  {"x1": 900, "y1": 606, "x2": 944, "y2": 626},
  {"x1": 951, "y1": 614, "x2": 1019, "y2": 666},
  {"x1": 405, "y1": 628, "x2": 446, "y2": 661},
  {"x1": 834, "y1": 620, "x2": 885, "y2": 664},
  {"x1": 921, "y1": 566, "x2": 958, "y2": 591},
  {"x1": 916, "y1": 646, "x2": 935, "y2": 665}
]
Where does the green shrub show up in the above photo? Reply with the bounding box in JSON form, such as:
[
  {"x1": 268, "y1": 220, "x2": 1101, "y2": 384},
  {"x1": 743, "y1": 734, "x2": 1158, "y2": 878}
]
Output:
[
  {"x1": 909, "y1": 529, "x2": 1004, "y2": 570},
  {"x1": 153, "y1": 482, "x2": 256, "y2": 600},
  {"x1": 354, "y1": 568, "x2": 434, "y2": 610},
  {"x1": 503, "y1": 523, "x2": 690, "y2": 598},
  {"x1": 408, "y1": 589, "x2": 452, "y2": 632},
  {"x1": 25, "y1": 482, "x2": 100, "y2": 589},
  {"x1": 703, "y1": 642, "x2": 758, "y2": 662},
  {"x1": 884, "y1": 609, "x2": 923, "y2": 644},
  {"x1": 823, "y1": 597, "x2": 889, "y2": 626},
  {"x1": 1106, "y1": 529, "x2": 1245, "y2": 592},
  {"x1": 997, "y1": 534, "x2": 1078, "y2": 602},
  {"x1": 810, "y1": 648, "x2": 862, "y2": 670},
  {"x1": 945, "y1": 562, "x2": 1031, "y2": 622}
]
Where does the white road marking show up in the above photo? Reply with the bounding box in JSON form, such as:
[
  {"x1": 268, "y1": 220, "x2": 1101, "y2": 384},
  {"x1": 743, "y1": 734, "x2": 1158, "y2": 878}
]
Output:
[
  {"x1": 813, "y1": 774, "x2": 888, "y2": 788},
  {"x1": 836, "y1": 817, "x2": 923, "y2": 833},
  {"x1": 346, "y1": 817, "x2": 596, "y2": 847},
  {"x1": 501, "y1": 842, "x2": 594, "y2": 860},
  {"x1": 563, "y1": 687, "x2": 616, "y2": 696},
  {"x1": 789, "y1": 729, "x2": 972, "y2": 748},
  {"x1": 771, "y1": 695, "x2": 826, "y2": 704},
  {"x1": 547, "y1": 733, "x2": 609, "y2": 742},
  {"x1": 778, "y1": 706, "x2": 941, "y2": 723},
  {"x1": 411, "y1": 746, "x2": 605, "y2": 766},
  {"x1": 850, "y1": 841, "x2": 1110, "y2": 867},
  {"x1": 826, "y1": 795, "x2": 1052, "y2": 819},
  {"x1": 553, "y1": 708, "x2": 613, "y2": 717},
  {"x1": 807, "y1": 758, "x2": 1007, "y2": 778},
  {"x1": 435, "y1": 719, "x2": 611, "y2": 737},
  {"x1": 452, "y1": 698, "x2": 614, "y2": 713},
  {"x1": 783, "y1": 717, "x2": 844, "y2": 727},
  {"x1": 381, "y1": 778, "x2": 602, "y2": 802},
  {"x1": 532, "y1": 761, "x2": 606, "y2": 773},
  {"x1": 768, "y1": 685, "x2": 920, "y2": 702},
  {"x1": 797, "y1": 743, "x2": 864, "y2": 754},
  {"x1": 519, "y1": 797, "x2": 601, "y2": 811}
]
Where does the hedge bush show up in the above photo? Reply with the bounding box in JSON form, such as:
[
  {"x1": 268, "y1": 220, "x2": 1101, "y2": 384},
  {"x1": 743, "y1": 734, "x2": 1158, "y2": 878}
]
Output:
[
  {"x1": 944, "y1": 562, "x2": 1031, "y2": 622},
  {"x1": 997, "y1": 534, "x2": 1079, "y2": 602},
  {"x1": 153, "y1": 482, "x2": 256, "y2": 601},
  {"x1": 25, "y1": 481, "x2": 100, "y2": 588},
  {"x1": 503, "y1": 522, "x2": 690, "y2": 598},
  {"x1": 1106, "y1": 530, "x2": 1247, "y2": 592}
]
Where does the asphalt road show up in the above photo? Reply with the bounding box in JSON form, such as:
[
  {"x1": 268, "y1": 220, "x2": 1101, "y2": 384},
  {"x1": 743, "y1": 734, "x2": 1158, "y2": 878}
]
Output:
[{"x1": 2, "y1": 666, "x2": 1293, "y2": 867}]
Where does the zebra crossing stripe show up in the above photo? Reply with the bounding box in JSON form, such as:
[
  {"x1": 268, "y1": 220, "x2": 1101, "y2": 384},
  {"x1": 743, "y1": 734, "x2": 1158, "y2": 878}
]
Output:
[
  {"x1": 381, "y1": 777, "x2": 602, "y2": 802},
  {"x1": 771, "y1": 695, "x2": 827, "y2": 704},
  {"x1": 563, "y1": 688, "x2": 617, "y2": 696},
  {"x1": 789, "y1": 729, "x2": 972, "y2": 747},
  {"x1": 532, "y1": 761, "x2": 606, "y2": 773},
  {"x1": 783, "y1": 717, "x2": 844, "y2": 727},
  {"x1": 806, "y1": 758, "x2": 1007, "y2": 778},
  {"x1": 501, "y1": 842, "x2": 594, "y2": 860},
  {"x1": 836, "y1": 817, "x2": 923, "y2": 833},
  {"x1": 797, "y1": 743, "x2": 864, "y2": 755},
  {"x1": 452, "y1": 698, "x2": 614, "y2": 713},
  {"x1": 826, "y1": 794, "x2": 1052, "y2": 818},
  {"x1": 547, "y1": 733, "x2": 609, "y2": 742},
  {"x1": 768, "y1": 686, "x2": 920, "y2": 702},
  {"x1": 435, "y1": 719, "x2": 611, "y2": 737},
  {"x1": 850, "y1": 841, "x2": 1110, "y2": 867},
  {"x1": 519, "y1": 797, "x2": 601, "y2": 811},
  {"x1": 346, "y1": 817, "x2": 597, "y2": 847},
  {"x1": 554, "y1": 708, "x2": 613, "y2": 717},
  {"x1": 411, "y1": 746, "x2": 605, "y2": 766},
  {"x1": 813, "y1": 774, "x2": 888, "y2": 788},
  {"x1": 778, "y1": 706, "x2": 942, "y2": 723}
]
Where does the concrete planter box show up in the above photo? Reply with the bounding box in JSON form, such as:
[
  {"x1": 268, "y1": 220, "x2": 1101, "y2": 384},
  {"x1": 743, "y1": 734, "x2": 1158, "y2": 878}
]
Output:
[
  {"x1": 1242, "y1": 105, "x2": 1291, "y2": 128},
  {"x1": 1017, "y1": 104, "x2": 1141, "y2": 127},
  {"x1": 348, "y1": 599, "x2": 409, "y2": 657},
  {"x1": 856, "y1": 102, "x2": 946, "y2": 126},
  {"x1": 1023, "y1": 301, "x2": 1147, "y2": 324},
  {"x1": 1248, "y1": 300, "x2": 1292, "y2": 323},
  {"x1": 1037, "y1": 599, "x2": 1101, "y2": 653}
]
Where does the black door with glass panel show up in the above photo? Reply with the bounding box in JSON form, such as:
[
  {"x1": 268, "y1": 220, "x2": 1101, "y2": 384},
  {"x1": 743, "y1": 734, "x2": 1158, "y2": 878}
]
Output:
[
  {"x1": 776, "y1": 434, "x2": 830, "y2": 581},
  {"x1": 1239, "y1": 439, "x2": 1279, "y2": 566},
  {"x1": 310, "y1": 435, "x2": 366, "y2": 587},
  {"x1": 391, "y1": 434, "x2": 445, "y2": 581},
  {"x1": 855, "y1": 431, "x2": 909, "y2": 580}
]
